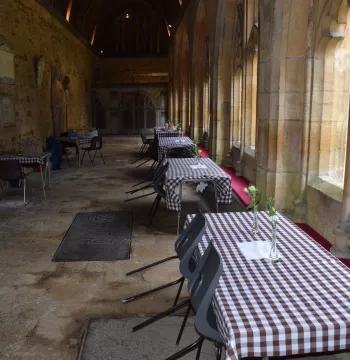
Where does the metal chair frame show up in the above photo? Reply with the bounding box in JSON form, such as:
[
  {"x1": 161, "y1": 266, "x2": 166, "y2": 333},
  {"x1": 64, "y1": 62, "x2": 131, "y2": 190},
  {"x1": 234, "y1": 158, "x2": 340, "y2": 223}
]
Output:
[
  {"x1": 123, "y1": 211, "x2": 207, "y2": 334},
  {"x1": 80, "y1": 136, "x2": 106, "y2": 166}
]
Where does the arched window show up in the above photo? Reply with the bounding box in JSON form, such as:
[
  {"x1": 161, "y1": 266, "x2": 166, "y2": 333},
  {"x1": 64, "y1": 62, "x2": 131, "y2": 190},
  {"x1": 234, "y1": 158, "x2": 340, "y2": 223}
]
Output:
[
  {"x1": 319, "y1": 12, "x2": 350, "y2": 187},
  {"x1": 244, "y1": 26, "x2": 259, "y2": 155}
]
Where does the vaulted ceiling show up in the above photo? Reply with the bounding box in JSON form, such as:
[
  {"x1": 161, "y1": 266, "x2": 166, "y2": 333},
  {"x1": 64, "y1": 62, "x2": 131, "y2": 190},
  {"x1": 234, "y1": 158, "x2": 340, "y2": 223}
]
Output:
[{"x1": 47, "y1": 0, "x2": 182, "y2": 57}]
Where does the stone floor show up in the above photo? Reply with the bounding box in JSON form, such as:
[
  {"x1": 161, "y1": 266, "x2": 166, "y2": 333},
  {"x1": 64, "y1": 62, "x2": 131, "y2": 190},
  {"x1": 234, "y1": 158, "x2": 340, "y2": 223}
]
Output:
[{"x1": 0, "y1": 136, "x2": 346, "y2": 360}]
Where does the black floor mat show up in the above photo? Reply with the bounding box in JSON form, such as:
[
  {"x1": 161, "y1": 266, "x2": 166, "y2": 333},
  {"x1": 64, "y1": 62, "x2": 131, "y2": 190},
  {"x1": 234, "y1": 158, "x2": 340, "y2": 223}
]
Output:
[{"x1": 52, "y1": 211, "x2": 133, "y2": 261}]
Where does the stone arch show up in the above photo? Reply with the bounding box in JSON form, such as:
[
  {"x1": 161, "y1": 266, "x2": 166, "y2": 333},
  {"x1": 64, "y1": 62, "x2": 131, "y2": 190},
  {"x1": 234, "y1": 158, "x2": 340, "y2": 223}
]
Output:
[
  {"x1": 191, "y1": 0, "x2": 209, "y2": 140},
  {"x1": 210, "y1": 0, "x2": 238, "y2": 162},
  {"x1": 308, "y1": 0, "x2": 350, "y2": 187}
]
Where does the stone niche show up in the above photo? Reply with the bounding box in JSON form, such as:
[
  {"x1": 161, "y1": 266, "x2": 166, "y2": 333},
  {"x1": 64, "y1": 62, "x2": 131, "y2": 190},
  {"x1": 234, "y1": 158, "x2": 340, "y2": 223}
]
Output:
[{"x1": 0, "y1": 35, "x2": 15, "y2": 85}]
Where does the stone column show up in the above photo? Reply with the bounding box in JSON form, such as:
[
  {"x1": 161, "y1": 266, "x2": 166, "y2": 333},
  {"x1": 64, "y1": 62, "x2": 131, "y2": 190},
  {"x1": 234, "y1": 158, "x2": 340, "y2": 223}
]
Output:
[{"x1": 331, "y1": 107, "x2": 350, "y2": 258}]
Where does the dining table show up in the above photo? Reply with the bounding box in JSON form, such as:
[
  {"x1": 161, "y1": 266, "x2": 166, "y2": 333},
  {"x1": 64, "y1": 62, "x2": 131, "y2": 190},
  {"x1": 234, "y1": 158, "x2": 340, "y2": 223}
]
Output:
[
  {"x1": 166, "y1": 158, "x2": 232, "y2": 233},
  {"x1": 154, "y1": 128, "x2": 180, "y2": 139},
  {"x1": 157, "y1": 136, "x2": 194, "y2": 162},
  {"x1": 58, "y1": 136, "x2": 92, "y2": 167},
  {"x1": 186, "y1": 211, "x2": 350, "y2": 360},
  {"x1": 0, "y1": 152, "x2": 51, "y2": 198}
]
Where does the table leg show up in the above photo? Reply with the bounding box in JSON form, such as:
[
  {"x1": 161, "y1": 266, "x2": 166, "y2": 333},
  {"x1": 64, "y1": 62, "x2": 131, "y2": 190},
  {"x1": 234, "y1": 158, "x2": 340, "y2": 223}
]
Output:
[
  {"x1": 77, "y1": 145, "x2": 81, "y2": 167},
  {"x1": 177, "y1": 182, "x2": 183, "y2": 235},
  {"x1": 40, "y1": 165, "x2": 46, "y2": 199},
  {"x1": 213, "y1": 181, "x2": 219, "y2": 213}
]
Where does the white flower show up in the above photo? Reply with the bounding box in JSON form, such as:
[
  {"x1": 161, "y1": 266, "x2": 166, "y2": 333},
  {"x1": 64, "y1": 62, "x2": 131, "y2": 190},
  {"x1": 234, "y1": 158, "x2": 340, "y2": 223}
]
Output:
[
  {"x1": 272, "y1": 215, "x2": 278, "y2": 223},
  {"x1": 249, "y1": 185, "x2": 256, "y2": 192},
  {"x1": 243, "y1": 187, "x2": 249, "y2": 193}
]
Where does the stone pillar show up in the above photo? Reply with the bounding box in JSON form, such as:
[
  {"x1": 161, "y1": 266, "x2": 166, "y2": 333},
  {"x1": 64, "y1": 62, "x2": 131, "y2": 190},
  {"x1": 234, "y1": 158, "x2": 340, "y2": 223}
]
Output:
[
  {"x1": 193, "y1": 84, "x2": 204, "y2": 140},
  {"x1": 331, "y1": 107, "x2": 350, "y2": 258}
]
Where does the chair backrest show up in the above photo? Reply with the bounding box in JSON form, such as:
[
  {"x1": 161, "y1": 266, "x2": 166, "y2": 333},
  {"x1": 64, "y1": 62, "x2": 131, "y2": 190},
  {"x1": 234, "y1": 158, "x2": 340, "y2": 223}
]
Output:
[
  {"x1": 21, "y1": 138, "x2": 43, "y2": 156},
  {"x1": 189, "y1": 241, "x2": 223, "y2": 344},
  {"x1": 90, "y1": 136, "x2": 103, "y2": 150},
  {"x1": 175, "y1": 211, "x2": 207, "y2": 279},
  {"x1": 153, "y1": 161, "x2": 169, "y2": 199},
  {"x1": 0, "y1": 160, "x2": 23, "y2": 181}
]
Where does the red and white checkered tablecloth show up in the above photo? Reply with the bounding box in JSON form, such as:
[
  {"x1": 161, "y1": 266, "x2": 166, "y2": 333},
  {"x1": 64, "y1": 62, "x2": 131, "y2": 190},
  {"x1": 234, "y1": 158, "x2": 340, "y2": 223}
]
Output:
[
  {"x1": 166, "y1": 158, "x2": 232, "y2": 211},
  {"x1": 158, "y1": 137, "x2": 194, "y2": 161},
  {"x1": 155, "y1": 129, "x2": 180, "y2": 138},
  {"x1": 0, "y1": 152, "x2": 51, "y2": 166},
  {"x1": 58, "y1": 136, "x2": 92, "y2": 146},
  {"x1": 186, "y1": 211, "x2": 350, "y2": 360}
]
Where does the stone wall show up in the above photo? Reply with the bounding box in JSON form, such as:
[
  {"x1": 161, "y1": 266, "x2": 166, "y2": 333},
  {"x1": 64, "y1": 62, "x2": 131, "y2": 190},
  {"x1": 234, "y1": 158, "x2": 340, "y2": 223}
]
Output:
[
  {"x1": 96, "y1": 58, "x2": 169, "y2": 85},
  {"x1": 0, "y1": 0, "x2": 96, "y2": 152},
  {"x1": 169, "y1": 0, "x2": 350, "y2": 259}
]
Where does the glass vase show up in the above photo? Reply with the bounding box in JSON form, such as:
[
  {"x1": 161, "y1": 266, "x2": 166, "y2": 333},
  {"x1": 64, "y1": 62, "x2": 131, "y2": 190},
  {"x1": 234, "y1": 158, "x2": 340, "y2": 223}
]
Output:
[
  {"x1": 269, "y1": 222, "x2": 279, "y2": 263},
  {"x1": 251, "y1": 205, "x2": 259, "y2": 234},
  {"x1": 196, "y1": 155, "x2": 201, "y2": 166}
]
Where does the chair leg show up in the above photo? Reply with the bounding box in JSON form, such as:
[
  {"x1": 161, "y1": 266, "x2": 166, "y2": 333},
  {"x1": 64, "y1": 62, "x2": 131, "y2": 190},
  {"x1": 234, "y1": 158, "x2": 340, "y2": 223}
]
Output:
[
  {"x1": 164, "y1": 337, "x2": 203, "y2": 360},
  {"x1": 136, "y1": 158, "x2": 151, "y2": 168},
  {"x1": 132, "y1": 177, "x2": 153, "y2": 188},
  {"x1": 88, "y1": 151, "x2": 94, "y2": 166},
  {"x1": 149, "y1": 195, "x2": 161, "y2": 225},
  {"x1": 176, "y1": 302, "x2": 191, "y2": 345},
  {"x1": 122, "y1": 277, "x2": 184, "y2": 304},
  {"x1": 173, "y1": 277, "x2": 185, "y2": 307},
  {"x1": 65, "y1": 153, "x2": 72, "y2": 167},
  {"x1": 124, "y1": 191, "x2": 156, "y2": 203},
  {"x1": 148, "y1": 195, "x2": 158, "y2": 215},
  {"x1": 92, "y1": 150, "x2": 97, "y2": 164},
  {"x1": 23, "y1": 177, "x2": 26, "y2": 205},
  {"x1": 130, "y1": 298, "x2": 190, "y2": 333},
  {"x1": 125, "y1": 255, "x2": 178, "y2": 276},
  {"x1": 125, "y1": 183, "x2": 153, "y2": 195},
  {"x1": 40, "y1": 165, "x2": 46, "y2": 199},
  {"x1": 216, "y1": 343, "x2": 222, "y2": 360},
  {"x1": 99, "y1": 149, "x2": 106, "y2": 164},
  {"x1": 80, "y1": 150, "x2": 87, "y2": 165},
  {"x1": 195, "y1": 338, "x2": 204, "y2": 360}
]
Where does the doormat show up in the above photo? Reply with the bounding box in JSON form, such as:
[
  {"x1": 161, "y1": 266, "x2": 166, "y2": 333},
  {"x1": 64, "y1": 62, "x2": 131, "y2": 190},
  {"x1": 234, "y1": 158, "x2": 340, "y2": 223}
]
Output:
[{"x1": 52, "y1": 211, "x2": 133, "y2": 261}]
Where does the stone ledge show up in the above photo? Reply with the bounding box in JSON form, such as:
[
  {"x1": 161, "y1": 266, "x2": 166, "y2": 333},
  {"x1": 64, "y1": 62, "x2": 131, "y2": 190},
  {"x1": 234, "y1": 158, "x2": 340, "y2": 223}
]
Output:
[
  {"x1": 308, "y1": 176, "x2": 343, "y2": 203},
  {"x1": 244, "y1": 147, "x2": 256, "y2": 158}
]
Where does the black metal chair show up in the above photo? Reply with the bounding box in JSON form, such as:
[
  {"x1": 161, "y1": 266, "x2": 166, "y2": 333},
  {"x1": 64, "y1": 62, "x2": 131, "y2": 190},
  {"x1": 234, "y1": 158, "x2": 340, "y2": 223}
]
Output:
[
  {"x1": 132, "y1": 130, "x2": 155, "y2": 164},
  {"x1": 126, "y1": 155, "x2": 166, "y2": 196},
  {"x1": 80, "y1": 135, "x2": 105, "y2": 166},
  {"x1": 0, "y1": 160, "x2": 31, "y2": 204},
  {"x1": 124, "y1": 161, "x2": 168, "y2": 206},
  {"x1": 123, "y1": 211, "x2": 207, "y2": 333},
  {"x1": 164, "y1": 241, "x2": 224, "y2": 360}
]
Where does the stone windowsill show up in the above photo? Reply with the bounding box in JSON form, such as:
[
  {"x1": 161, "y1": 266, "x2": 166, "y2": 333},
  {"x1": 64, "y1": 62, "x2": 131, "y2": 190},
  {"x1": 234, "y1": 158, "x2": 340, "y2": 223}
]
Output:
[
  {"x1": 308, "y1": 176, "x2": 343, "y2": 203},
  {"x1": 244, "y1": 146, "x2": 256, "y2": 158},
  {"x1": 232, "y1": 141, "x2": 241, "y2": 150}
]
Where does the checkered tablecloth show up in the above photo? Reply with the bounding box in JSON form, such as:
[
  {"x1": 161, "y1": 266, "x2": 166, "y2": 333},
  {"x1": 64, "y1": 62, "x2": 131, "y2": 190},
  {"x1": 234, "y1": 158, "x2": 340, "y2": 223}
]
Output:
[
  {"x1": 158, "y1": 137, "x2": 194, "y2": 162},
  {"x1": 0, "y1": 152, "x2": 51, "y2": 166},
  {"x1": 155, "y1": 129, "x2": 180, "y2": 138},
  {"x1": 165, "y1": 158, "x2": 232, "y2": 211},
  {"x1": 58, "y1": 136, "x2": 92, "y2": 146},
  {"x1": 185, "y1": 211, "x2": 350, "y2": 360}
]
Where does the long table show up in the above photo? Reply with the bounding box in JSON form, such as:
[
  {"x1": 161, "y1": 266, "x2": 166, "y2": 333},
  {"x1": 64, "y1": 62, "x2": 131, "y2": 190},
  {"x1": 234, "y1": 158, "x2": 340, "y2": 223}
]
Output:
[{"x1": 186, "y1": 211, "x2": 350, "y2": 360}]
